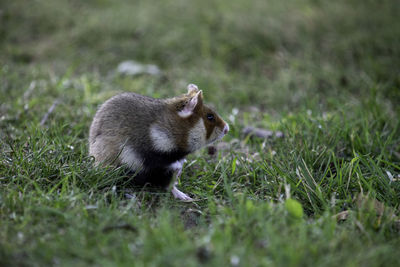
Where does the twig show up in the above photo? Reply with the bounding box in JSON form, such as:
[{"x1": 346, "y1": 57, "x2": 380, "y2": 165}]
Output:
[{"x1": 40, "y1": 100, "x2": 60, "y2": 126}]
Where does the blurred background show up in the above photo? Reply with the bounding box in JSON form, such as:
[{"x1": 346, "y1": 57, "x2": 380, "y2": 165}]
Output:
[
  {"x1": 1, "y1": 0, "x2": 399, "y2": 113},
  {"x1": 1, "y1": 2, "x2": 400, "y2": 265}
]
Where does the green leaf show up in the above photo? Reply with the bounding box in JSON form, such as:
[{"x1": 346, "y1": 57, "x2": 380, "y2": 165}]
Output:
[
  {"x1": 285, "y1": 198, "x2": 304, "y2": 219},
  {"x1": 231, "y1": 157, "x2": 237, "y2": 175}
]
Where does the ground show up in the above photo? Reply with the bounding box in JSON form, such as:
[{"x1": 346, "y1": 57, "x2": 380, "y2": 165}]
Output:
[{"x1": 1, "y1": 0, "x2": 400, "y2": 266}]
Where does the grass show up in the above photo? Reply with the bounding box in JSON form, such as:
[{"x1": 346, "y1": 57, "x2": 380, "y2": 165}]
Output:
[{"x1": 1, "y1": 0, "x2": 400, "y2": 266}]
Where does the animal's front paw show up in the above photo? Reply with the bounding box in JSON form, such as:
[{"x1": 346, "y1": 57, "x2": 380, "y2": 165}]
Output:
[
  {"x1": 171, "y1": 186, "x2": 193, "y2": 202},
  {"x1": 169, "y1": 159, "x2": 186, "y2": 178}
]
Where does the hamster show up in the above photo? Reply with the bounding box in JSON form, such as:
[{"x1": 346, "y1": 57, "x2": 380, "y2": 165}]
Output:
[{"x1": 89, "y1": 84, "x2": 229, "y2": 201}]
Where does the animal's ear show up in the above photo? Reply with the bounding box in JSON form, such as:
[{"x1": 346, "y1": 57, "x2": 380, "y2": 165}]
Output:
[
  {"x1": 187, "y1": 84, "x2": 199, "y2": 96},
  {"x1": 178, "y1": 90, "x2": 203, "y2": 118}
]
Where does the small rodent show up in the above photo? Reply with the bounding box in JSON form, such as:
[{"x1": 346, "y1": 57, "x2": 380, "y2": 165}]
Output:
[{"x1": 89, "y1": 84, "x2": 229, "y2": 201}]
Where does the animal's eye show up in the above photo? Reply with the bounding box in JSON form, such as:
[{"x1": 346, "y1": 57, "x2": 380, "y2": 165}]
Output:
[{"x1": 206, "y1": 113, "x2": 215, "y2": 121}]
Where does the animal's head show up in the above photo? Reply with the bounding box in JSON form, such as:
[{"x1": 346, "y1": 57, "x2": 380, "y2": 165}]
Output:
[{"x1": 174, "y1": 84, "x2": 229, "y2": 152}]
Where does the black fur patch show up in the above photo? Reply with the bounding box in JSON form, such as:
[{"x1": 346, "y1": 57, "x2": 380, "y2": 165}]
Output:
[
  {"x1": 140, "y1": 149, "x2": 188, "y2": 168},
  {"x1": 124, "y1": 148, "x2": 188, "y2": 188}
]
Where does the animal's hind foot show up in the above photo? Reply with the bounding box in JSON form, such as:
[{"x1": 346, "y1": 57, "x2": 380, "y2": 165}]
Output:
[{"x1": 171, "y1": 186, "x2": 193, "y2": 202}]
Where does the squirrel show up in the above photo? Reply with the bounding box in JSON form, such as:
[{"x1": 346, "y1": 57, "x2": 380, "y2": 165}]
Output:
[{"x1": 89, "y1": 84, "x2": 229, "y2": 201}]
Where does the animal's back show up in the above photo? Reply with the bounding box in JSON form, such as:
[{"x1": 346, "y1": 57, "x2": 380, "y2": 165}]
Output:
[{"x1": 89, "y1": 92, "x2": 165, "y2": 167}]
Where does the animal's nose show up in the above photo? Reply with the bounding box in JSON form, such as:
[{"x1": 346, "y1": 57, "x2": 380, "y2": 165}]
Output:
[{"x1": 223, "y1": 124, "x2": 229, "y2": 135}]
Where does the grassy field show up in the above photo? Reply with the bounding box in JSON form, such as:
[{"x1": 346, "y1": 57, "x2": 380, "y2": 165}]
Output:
[{"x1": 1, "y1": 0, "x2": 400, "y2": 266}]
